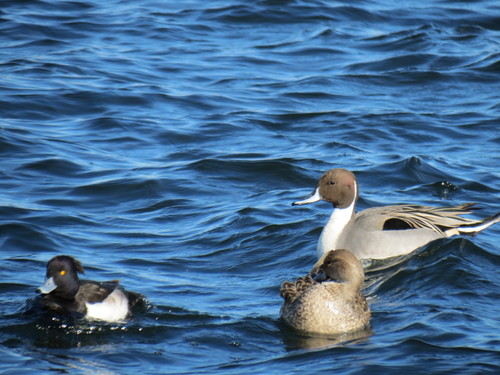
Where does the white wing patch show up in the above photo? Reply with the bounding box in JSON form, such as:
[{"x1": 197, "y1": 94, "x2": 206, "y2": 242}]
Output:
[{"x1": 85, "y1": 289, "x2": 129, "y2": 323}]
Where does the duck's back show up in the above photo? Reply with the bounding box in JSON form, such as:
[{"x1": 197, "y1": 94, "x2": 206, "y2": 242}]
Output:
[
  {"x1": 281, "y1": 283, "x2": 370, "y2": 335},
  {"x1": 340, "y1": 224, "x2": 440, "y2": 260},
  {"x1": 320, "y1": 206, "x2": 443, "y2": 259},
  {"x1": 77, "y1": 281, "x2": 118, "y2": 303}
]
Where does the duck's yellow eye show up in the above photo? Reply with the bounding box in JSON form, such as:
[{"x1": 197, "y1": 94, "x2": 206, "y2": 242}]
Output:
[{"x1": 60, "y1": 270, "x2": 66, "y2": 276}]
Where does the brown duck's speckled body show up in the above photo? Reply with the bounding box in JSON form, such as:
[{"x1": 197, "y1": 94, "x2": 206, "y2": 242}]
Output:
[{"x1": 280, "y1": 249, "x2": 370, "y2": 335}]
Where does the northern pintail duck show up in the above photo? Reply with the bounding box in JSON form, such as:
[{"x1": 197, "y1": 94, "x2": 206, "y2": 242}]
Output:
[
  {"x1": 294, "y1": 168, "x2": 500, "y2": 260},
  {"x1": 280, "y1": 249, "x2": 370, "y2": 335},
  {"x1": 38, "y1": 255, "x2": 145, "y2": 322}
]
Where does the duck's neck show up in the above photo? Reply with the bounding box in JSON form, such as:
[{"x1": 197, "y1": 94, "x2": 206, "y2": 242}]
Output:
[{"x1": 316, "y1": 184, "x2": 357, "y2": 259}]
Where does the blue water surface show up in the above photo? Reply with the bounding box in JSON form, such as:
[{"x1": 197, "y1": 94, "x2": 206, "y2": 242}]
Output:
[{"x1": 1, "y1": 0, "x2": 499, "y2": 374}]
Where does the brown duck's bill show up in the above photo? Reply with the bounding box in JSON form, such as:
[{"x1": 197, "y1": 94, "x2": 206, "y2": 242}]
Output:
[
  {"x1": 292, "y1": 187, "x2": 322, "y2": 206},
  {"x1": 309, "y1": 251, "x2": 329, "y2": 277}
]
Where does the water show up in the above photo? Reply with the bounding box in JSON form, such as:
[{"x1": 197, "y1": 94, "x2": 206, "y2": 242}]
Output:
[{"x1": 1, "y1": 0, "x2": 499, "y2": 373}]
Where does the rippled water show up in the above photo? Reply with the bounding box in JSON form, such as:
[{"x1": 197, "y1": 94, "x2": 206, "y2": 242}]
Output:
[{"x1": 1, "y1": 0, "x2": 499, "y2": 374}]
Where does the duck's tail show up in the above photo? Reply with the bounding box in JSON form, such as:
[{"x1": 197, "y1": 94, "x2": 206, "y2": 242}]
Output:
[
  {"x1": 444, "y1": 212, "x2": 500, "y2": 237},
  {"x1": 280, "y1": 275, "x2": 316, "y2": 304}
]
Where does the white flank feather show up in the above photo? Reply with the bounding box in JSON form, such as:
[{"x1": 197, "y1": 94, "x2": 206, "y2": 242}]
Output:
[{"x1": 85, "y1": 289, "x2": 129, "y2": 323}]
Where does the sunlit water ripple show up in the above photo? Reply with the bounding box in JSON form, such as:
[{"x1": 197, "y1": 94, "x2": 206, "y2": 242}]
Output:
[{"x1": 1, "y1": 0, "x2": 499, "y2": 374}]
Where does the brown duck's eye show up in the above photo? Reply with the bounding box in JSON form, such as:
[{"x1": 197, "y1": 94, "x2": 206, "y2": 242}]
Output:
[
  {"x1": 329, "y1": 180, "x2": 335, "y2": 185},
  {"x1": 60, "y1": 270, "x2": 66, "y2": 276}
]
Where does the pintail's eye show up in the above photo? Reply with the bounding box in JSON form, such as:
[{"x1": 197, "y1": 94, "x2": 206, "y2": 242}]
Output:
[
  {"x1": 60, "y1": 270, "x2": 66, "y2": 276},
  {"x1": 329, "y1": 180, "x2": 336, "y2": 185}
]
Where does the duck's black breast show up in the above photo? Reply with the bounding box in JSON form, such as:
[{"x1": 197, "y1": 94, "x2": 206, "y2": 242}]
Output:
[{"x1": 41, "y1": 293, "x2": 87, "y2": 316}]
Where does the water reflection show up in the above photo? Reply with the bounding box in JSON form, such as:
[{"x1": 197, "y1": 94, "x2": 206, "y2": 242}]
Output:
[{"x1": 280, "y1": 324, "x2": 373, "y2": 351}]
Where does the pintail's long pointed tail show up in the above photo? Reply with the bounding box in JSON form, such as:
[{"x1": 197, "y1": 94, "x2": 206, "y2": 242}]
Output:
[{"x1": 444, "y1": 212, "x2": 500, "y2": 237}]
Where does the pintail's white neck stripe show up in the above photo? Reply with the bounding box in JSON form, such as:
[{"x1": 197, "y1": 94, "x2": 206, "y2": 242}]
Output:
[
  {"x1": 317, "y1": 181, "x2": 356, "y2": 258},
  {"x1": 349, "y1": 179, "x2": 357, "y2": 211}
]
